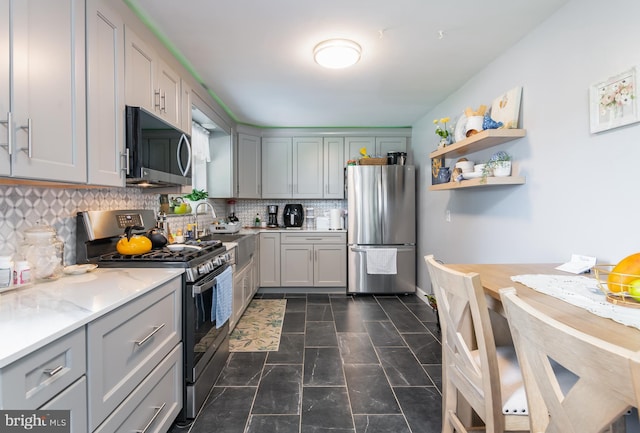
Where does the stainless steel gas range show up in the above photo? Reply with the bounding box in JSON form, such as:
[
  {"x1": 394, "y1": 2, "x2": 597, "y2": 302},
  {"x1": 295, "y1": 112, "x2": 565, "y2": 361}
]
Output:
[{"x1": 76, "y1": 209, "x2": 233, "y2": 422}]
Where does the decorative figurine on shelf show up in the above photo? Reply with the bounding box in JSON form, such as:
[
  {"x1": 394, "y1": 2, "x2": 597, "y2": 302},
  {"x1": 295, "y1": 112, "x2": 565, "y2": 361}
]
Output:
[
  {"x1": 482, "y1": 113, "x2": 503, "y2": 130},
  {"x1": 434, "y1": 117, "x2": 452, "y2": 148}
]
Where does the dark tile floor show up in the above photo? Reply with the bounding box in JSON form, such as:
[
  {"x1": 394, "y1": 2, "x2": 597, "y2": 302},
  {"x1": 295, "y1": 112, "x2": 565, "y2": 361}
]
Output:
[{"x1": 173, "y1": 292, "x2": 442, "y2": 433}]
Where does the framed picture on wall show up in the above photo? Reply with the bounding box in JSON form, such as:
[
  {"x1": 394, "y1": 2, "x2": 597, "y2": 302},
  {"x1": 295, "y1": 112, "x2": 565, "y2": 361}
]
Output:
[
  {"x1": 431, "y1": 157, "x2": 445, "y2": 185},
  {"x1": 590, "y1": 66, "x2": 639, "y2": 133}
]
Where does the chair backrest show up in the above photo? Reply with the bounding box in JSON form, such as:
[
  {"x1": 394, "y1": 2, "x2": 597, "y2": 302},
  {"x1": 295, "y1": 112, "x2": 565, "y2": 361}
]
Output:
[
  {"x1": 632, "y1": 352, "x2": 640, "y2": 423},
  {"x1": 500, "y1": 287, "x2": 635, "y2": 433},
  {"x1": 424, "y1": 254, "x2": 506, "y2": 431}
]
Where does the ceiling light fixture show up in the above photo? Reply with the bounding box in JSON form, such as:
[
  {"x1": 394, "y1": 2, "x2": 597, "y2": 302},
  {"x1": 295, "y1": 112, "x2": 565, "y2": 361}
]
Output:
[{"x1": 313, "y1": 39, "x2": 361, "y2": 69}]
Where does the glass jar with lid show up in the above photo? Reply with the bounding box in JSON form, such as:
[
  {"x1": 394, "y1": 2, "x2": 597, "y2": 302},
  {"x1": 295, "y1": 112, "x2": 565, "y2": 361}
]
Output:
[{"x1": 20, "y1": 224, "x2": 64, "y2": 281}]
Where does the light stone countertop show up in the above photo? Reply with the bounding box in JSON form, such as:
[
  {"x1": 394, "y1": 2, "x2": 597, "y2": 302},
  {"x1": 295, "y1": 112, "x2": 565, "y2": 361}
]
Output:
[{"x1": 0, "y1": 267, "x2": 184, "y2": 368}]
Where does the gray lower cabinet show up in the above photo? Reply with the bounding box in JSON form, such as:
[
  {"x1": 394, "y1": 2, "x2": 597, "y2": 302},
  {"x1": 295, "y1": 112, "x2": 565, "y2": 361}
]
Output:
[
  {"x1": 87, "y1": 277, "x2": 182, "y2": 432},
  {"x1": 0, "y1": 275, "x2": 183, "y2": 433},
  {"x1": 0, "y1": 327, "x2": 86, "y2": 410},
  {"x1": 93, "y1": 344, "x2": 182, "y2": 433},
  {"x1": 259, "y1": 232, "x2": 281, "y2": 287},
  {"x1": 40, "y1": 377, "x2": 88, "y2": 433},
  {"x1": 280, "y1": 233, "x2": 347, "y2": 288}
]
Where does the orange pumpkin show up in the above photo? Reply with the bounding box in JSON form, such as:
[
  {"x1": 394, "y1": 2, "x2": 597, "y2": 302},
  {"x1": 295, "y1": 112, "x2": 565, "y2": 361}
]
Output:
[{"x1": 607, "y1": 253, "x2": 640, "y2": 293}]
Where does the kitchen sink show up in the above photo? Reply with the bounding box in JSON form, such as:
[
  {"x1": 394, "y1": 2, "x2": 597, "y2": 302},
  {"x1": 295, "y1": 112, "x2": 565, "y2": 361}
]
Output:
[{"x1": 199, "y1": 233, "x2": 256, "y2": 268}]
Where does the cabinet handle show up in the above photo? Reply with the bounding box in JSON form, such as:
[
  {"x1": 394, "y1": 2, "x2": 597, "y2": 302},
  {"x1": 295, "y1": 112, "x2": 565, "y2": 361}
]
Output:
[
  {"x1": 44, "y1": 365, "x2": 64, "y2": 377},
  {"x1": 0, "y1": 112, "x2": 11, "y2": 155},
  {"x1": 135, "y1": 323, "x2": 165, "y2": 347},
  {"x1": 122, "y1": 147, "x2": 130, "y2": 175},
  {"x1": 161, "y1": 91, "x2": 166, "y2": 113},
  {"x1": 135, "y1": 402, "x2": 166, "y2": 433},
  {"x1": 19, "y1": 118, "x2": 32, "y2": 158},
  {"x1": 154, "y1": 89, "x2": 161, "y2": 110}
]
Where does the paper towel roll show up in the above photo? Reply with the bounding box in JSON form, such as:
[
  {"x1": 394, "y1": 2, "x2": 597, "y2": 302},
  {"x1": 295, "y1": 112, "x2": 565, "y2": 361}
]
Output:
[{"x1": 329, "y1": 209, "x2": 342, "y2": 230}]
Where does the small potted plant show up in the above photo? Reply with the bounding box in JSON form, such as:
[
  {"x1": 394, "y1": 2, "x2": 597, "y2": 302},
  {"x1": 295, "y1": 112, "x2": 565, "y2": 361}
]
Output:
[
  {"x1": 183, "y1": 189, "x2": 209, "y2": 214},
  {"x1": 433, "y1": 117, "x2": 452, "y2": 148},
  {"x1": 481, "y1": 151, "x2": 512, "y2": 182}
]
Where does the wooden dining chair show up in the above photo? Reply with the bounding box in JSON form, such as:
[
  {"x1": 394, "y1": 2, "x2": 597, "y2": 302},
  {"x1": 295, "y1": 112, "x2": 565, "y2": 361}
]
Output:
[
  {"x1": 500, "y1": 287, "x2": 636, "y2": 433},
  {"x1": 424, "y1": 255, "x2": 529, "y2": 433}
]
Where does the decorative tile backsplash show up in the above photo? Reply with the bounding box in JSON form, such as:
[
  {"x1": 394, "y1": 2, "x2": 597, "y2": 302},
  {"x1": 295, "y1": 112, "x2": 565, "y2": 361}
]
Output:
[
  {"x1": 0, "y1": 184, "x2": 346, "y2": 265},
  {"x1": 0, "y1": 185, "x2": 157, "y2": 265}
]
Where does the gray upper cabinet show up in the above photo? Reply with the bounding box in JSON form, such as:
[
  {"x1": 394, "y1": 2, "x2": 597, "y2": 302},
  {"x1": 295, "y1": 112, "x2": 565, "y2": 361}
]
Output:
[
  {"x1": 237, "y1": 133, "x2": 261, "y2": 198},
  {"x1": 292, "y1": 136, "x2": 323, "y2": 198},
  {"x1": 124, "y1": 26, "x2": 183, "y2": 131},
  {"x1": 344, "y1": 137, "x2": 375, "y2": 162},
  {"x1": 323, "y1": 137, "x2": 344, "y2": 199},
  {"x1": 262, "y1": 137, "x2": 293, "y2": 198},
  {"x1": 262, "y1": 135, "x2": 344, "y2": 199},
  {"x1": 0, "y1": 0, "x2": 8, "y2": 176},
  {"x1": 86, "y1": 0, "x2": 126, "y2": 187},
  {"x1": 1, "y1": 0, "x2": 87, "y2": 182},
  {"x1": 375, "y1": 136, "x2": 407, "y2": 157},
  {"x1": 344, "y1": 136, "x2": 408, "y2": 164}
]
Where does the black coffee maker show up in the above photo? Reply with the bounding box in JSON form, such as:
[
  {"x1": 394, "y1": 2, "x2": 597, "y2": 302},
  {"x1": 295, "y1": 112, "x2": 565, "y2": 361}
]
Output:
[
  {"x1": 267, "y1": 205, "x2": 278, "y2": 227},
  {"x1": 283, "y1": 204, "x2": 304, "y2": 228}
]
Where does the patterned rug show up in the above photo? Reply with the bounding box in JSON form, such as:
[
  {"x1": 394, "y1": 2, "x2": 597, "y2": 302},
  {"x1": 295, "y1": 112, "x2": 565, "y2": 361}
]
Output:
[{"x1": 229, "y1": 299, "x2": 286, "y2": 352}]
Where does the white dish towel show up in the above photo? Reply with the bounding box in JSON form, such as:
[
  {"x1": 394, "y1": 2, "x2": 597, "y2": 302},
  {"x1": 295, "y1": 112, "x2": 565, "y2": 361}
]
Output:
[
  {"x1": 212, "y1": 266, "x2": 233, "y2": 328},
  {"x1": 366, "y1": 248, "x2": 397, "y2": 274}
]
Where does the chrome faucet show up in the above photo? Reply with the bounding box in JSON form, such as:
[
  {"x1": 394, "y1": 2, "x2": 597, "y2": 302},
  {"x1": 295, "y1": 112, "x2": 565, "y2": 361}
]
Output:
[{"x1": 194, "y1": 201, "x2": 217, "y2": 238}]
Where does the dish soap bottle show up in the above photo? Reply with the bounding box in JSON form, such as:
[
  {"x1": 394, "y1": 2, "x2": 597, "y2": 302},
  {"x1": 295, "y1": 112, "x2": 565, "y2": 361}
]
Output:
[{"x1": 254, "y1": 213, "x2": 261, "y2": 227}]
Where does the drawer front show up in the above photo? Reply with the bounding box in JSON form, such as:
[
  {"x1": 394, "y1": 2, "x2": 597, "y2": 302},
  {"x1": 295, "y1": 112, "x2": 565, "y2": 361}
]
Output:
[
  {"x1": 0, "y1": 328, "x2": 86, "y2": 409},
  {"x1": 87, "y1": 277, "x2": 181, "y2": 431},
  {"x1": 40, "y1": 376, "x2": 87, "y2": 433},
  {"x1": 281, "y1": 232, "x2": 346, "y2": 244},
  {"x1": 94, "y1": 344, "x2": 182, "y2": 433}
]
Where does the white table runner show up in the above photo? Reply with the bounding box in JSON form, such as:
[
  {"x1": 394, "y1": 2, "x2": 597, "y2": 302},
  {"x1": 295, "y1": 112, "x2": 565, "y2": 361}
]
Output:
[{"x1": 510, "y1": 274, "x2": 640, "y2": 331}]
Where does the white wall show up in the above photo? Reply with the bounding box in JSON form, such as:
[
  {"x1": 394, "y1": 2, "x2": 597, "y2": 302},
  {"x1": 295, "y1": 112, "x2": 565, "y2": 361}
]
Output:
[{"x1": 413, "y1": 0, "x2": 640, "y2": 292}]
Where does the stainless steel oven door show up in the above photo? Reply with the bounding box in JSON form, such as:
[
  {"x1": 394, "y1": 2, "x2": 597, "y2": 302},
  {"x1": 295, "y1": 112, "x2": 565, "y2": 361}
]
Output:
[{"x1": 184, "y1": 263, "x2": 230, "y2": 383}]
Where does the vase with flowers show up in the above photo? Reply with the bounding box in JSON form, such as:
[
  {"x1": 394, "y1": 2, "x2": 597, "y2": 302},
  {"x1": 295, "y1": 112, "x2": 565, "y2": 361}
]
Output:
[{"x1": 434, "y1": 117, "x2": 452, "y2": 148}]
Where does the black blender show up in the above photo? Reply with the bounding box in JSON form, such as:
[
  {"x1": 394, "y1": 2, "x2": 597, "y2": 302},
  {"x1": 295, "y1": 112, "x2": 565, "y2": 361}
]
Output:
[{"x1": 267, "y1": 205, "x2": 278, "y2": 227}]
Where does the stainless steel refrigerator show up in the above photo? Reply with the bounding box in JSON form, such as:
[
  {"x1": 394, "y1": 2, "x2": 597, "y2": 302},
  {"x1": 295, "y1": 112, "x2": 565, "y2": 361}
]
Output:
[{"x1": 347, "y1": 165, "x2": 416, "y2": 294}]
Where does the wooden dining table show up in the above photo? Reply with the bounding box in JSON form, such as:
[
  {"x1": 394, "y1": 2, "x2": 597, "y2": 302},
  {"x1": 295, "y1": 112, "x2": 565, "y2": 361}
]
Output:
[{"x1": 447, "y1": 263, "x2": 640, "y2": 354}]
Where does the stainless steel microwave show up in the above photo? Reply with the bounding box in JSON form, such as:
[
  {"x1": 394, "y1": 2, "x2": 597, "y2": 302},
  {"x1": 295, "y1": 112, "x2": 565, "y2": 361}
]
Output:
[{"x1": 125, "y1": 106, "x2": 192, "y2": 187}]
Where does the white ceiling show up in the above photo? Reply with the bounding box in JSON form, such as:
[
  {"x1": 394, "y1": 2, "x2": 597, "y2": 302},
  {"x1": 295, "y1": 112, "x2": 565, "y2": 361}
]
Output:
[{"x1": 128, "y1": 0, "x2": 569, "y2": 128}]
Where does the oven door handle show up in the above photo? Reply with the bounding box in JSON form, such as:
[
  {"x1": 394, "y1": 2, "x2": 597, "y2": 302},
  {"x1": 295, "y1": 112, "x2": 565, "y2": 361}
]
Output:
[{"x1": 192, "y1": 264, "x2": 230, "y2": 296}]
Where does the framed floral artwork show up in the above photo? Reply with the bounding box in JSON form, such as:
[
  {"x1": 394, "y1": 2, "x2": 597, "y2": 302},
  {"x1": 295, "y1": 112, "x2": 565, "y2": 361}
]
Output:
[
  {"x1": 491, "y1": 86, "x2": 522, "y2": 129},
  {"x1": 431, "y1": 157, "x2": 444, "y2": 185},
  {"x1": 590, "y1": 66, "x2": 638, "y2": 133}
]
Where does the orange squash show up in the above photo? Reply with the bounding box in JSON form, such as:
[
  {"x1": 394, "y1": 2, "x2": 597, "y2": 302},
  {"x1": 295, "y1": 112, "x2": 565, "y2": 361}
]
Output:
[{"x1": 607, "y1": 253, "x2": 640, "y2": 293}]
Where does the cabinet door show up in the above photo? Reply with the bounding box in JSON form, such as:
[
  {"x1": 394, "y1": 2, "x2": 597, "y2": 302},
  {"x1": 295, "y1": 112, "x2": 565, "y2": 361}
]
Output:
[
  {"x1": 261, "y1": 137, "x2": 292, "y2": 198},
  {"x1": 314, "y1": 244, "x2": 347, "y2": 287},
  {"x1": 243, "y1": 258, "x2": 254, "y2": 306},
  {"x1": 11, "y1": 0, "x2": 87, "y2": 182},
  {"x1": 231, "y1": 264, "x2": 246, "y2": 330},
  {"x1": 237, "y1": 133, "x2": 261, "y2": 198},
  {"x1": 324, "y1": 137, "x2": 344, "y2": 198},
  {"x1": 259, "y1": 233, "x2": 280, "y2": 287},
  {"x1": 181, "y1": 79, "x2": 192, "y2": 134},
  {"x1": 157, "y1": 58, "x2": 181, "y2": 128},
  {"x1": 124, "y1": 26, "x2": 156, "y2": 112},
  {"x1": 344, "y1": 136, "x2": 375, "y2": 163},
  {"x1": 39, "y1": 377, "x2": 87, "y2": 433},
  {"x1": 292, "y1": 137, "x2": 323, "y2": 198},
  {"x1": 376, "y1": 136, "x2": 407, "y2": 157},
  {"x1": 86, "y1": 0, "x2": 125, "y2": 187},
  {"x1": 281, "y1": 244, "x2": 313, "y2": 287},
  {"x1": 0, "y1": 0, "x2": 9, "y2": 176}
]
